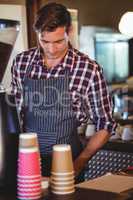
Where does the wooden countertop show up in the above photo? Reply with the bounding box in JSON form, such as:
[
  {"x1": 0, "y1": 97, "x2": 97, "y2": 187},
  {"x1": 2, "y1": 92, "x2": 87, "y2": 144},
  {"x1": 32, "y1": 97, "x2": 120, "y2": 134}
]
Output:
[{"x1": 0, "y1": 187, "x2": 129, "y2": 200}]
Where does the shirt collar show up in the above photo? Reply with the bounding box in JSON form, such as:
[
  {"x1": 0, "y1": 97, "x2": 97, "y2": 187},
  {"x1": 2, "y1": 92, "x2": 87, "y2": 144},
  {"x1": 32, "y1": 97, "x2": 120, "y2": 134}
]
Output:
[
  {"x1": 60, "y1": 43, "x2": 75, "y2": 71},
  {"x1": 36, "y1": 42, "x2": 75, "y2": 70}
]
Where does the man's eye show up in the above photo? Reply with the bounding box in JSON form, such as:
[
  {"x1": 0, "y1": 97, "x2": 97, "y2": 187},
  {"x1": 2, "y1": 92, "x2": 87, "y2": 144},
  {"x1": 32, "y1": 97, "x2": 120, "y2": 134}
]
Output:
[
  {"x1": 42, "y1": 40, "x2": 48, "y2": 44},
  {"x1": 56, "y1": 40, "x2": 63, "y2": 44},
  {"x1": 40, "y1": 39, "x2": 64, "y2": 44}
]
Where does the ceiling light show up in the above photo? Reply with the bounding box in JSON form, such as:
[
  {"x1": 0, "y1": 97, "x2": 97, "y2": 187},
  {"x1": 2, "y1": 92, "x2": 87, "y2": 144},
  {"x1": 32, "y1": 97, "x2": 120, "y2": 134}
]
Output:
[{"x1": 119, "y1": 12, "x2": 133, "y2": 38}]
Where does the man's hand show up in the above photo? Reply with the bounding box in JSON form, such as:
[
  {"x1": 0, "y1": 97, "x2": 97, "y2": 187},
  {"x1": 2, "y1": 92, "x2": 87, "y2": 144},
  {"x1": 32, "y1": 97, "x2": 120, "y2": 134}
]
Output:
[{"x1": 74, "y1": 129, "x2": 110, "y2": 176}]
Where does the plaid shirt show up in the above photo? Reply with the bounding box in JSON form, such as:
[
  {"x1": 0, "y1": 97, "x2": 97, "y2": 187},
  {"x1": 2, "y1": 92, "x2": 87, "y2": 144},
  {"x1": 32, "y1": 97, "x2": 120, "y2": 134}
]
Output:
[{"x1": 11, "y1": 44, "x2": 116, "y2": 134}]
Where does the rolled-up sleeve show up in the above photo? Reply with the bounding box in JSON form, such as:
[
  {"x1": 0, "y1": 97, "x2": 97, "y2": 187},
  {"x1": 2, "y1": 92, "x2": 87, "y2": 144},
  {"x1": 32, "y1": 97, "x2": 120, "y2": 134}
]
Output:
[{"x1": 87, "y1": 65, "x2": 117, "y2": 135}]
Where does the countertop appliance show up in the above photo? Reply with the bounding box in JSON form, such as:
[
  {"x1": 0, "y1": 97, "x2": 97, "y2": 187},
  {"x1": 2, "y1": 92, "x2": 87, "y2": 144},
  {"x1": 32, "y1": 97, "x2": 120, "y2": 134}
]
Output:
[{"x1": 0, "y1": 19, "x2": 20, "y2": 190}]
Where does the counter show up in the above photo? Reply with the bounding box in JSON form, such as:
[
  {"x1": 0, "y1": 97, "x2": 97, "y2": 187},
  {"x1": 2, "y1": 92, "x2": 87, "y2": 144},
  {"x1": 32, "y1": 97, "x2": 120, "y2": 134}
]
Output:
[
  {"x1": 0, "y1": 187, "x2": 130, "y2": 200},
  {"x1": 101, "y1": 139, "x2": 133, "y2": 153},
  {"x1": 80, "y1": 136, "x2": 133, "y2": 180},
  {"x1": 2, "y1": 134, "x2": 133, "y2": 185},
  {"x1": 80, "y1": 135, "x2": 133, "y2": 153}
]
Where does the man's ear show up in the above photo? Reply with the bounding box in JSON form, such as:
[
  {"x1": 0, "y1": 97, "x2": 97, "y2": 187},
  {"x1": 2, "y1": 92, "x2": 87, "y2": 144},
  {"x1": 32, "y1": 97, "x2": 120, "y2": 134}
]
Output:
[
  {"x1": 67, "y1": 25, "x2": 73, "y2": 36},
  {"x1": 67, "y1": 24, "x2": 79, "y2": 48}
]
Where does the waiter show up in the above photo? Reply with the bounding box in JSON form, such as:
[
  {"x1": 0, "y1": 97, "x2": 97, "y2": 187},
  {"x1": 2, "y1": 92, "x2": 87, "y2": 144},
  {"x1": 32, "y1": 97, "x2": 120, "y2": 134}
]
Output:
[{"x1": 11, "y1": 2, "x2": 116, "y2": 183}]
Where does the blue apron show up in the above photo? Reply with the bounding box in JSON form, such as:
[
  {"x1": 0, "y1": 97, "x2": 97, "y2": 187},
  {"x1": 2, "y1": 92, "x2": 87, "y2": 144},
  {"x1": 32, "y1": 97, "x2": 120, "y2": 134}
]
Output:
[{"x1": 23, "y1": 55, "x2": 84, "y2": 182}]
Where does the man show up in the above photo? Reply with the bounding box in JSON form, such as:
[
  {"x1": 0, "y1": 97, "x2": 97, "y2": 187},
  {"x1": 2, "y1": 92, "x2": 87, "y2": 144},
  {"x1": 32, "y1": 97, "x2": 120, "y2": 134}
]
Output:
[{"x1": 11, "y1": 2, "x2": 116, "y2": 183}]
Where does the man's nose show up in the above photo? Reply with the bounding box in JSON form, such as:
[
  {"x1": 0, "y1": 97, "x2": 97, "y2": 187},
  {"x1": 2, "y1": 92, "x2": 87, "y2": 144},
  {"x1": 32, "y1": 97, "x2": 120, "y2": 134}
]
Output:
[{"x1": 48, "y1": 43, "x2": 56, "y2": 53}]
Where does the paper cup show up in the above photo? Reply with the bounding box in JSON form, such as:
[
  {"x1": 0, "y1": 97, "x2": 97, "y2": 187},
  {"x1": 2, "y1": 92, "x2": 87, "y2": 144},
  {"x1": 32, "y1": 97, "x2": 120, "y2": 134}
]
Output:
[
  {"x1": 51, "y1": 186, "x2": 75, "y2": 195},
  {"x1": 51, "y1": 174, "x2": 74, "y2": 182},
  {"x1": 17, "y1": 133, "x2": 42, "y2": 200},
  {"x1": 51, "y1": 145, "x2": 75, "y2": 195},
  {"x1": 51, "y1": 144, "x2": 74, "y2": 173},
  {"x1": 19, "y1": 133, "x2": 39, "y2": 148},
  {"x1": 50, "y1": 179, "x2": 74, "y2": 186}
]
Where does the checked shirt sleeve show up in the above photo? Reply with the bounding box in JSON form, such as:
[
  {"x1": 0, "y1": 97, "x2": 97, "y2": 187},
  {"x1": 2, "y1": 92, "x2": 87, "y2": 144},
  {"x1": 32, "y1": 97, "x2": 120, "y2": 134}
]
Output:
[
  {"x1": 87, "y1": 64, "x2": 117, "y2": 135},
  {"x1": 11, "y1": 56, "x2": 24, "y2": 131}
]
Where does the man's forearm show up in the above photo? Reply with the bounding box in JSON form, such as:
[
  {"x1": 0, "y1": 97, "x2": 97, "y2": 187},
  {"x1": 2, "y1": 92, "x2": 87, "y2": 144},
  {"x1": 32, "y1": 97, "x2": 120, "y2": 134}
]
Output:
[{"x1": 74, "y1": 129, "x2": 110, "y2": 176}]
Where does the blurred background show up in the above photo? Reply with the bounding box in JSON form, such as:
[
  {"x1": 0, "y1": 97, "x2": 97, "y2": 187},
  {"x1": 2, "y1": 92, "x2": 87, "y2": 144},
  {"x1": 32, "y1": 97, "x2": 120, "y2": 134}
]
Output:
[{"x1": 0, "y1": 0, "x2": 133, "y2": 136}]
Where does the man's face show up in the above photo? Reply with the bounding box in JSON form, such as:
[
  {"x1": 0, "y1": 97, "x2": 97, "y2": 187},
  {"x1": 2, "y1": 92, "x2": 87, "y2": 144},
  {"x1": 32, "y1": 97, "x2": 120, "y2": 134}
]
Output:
[{"x1": 38, "y1": 27, "x2": 69, "y2": 60}]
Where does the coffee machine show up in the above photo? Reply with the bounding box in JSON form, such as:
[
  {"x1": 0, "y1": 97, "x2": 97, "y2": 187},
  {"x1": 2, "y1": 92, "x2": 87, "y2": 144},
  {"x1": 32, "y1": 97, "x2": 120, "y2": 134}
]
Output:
[{"x1": 0, "y1": 19, "x2": 20, "y2": 190}]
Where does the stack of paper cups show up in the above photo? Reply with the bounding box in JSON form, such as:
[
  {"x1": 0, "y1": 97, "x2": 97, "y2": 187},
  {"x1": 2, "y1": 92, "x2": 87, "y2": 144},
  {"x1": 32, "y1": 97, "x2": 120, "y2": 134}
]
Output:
[
  {"x1": 17, "y1": 133, "x2": 42, "y2": 200},
  {"x1": 50, "y1": 144, "x2": 75, "y2": 195}
]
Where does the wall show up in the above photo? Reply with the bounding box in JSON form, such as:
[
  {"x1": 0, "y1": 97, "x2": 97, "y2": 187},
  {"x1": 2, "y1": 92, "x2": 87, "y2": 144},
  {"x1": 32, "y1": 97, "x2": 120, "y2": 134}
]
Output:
[
  {"x1": 40, "y1": 0, "x2": 133, "y2": 32},
  {"x1": 0, "y1": 0, "x2": 25, "y2": 5}
]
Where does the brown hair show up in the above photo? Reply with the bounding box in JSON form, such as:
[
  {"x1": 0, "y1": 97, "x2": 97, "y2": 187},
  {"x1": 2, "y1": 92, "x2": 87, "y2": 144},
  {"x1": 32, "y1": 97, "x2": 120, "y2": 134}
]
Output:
[{"x1": 34, "y1": 2, "x2": 71, "y2": 33}]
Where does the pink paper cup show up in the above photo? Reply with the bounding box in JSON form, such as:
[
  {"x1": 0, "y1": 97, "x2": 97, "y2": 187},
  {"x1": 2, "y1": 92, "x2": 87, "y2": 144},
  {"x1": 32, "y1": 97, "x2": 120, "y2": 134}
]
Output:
[{"x1": 18, "y1": 149, "x2": 41, "y2": 176}]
